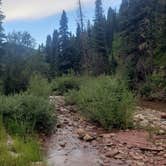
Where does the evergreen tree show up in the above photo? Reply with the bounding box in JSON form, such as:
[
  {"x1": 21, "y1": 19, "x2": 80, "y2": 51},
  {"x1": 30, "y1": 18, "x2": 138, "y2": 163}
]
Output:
[
  {"x1": 85, "y1": 20, "x2": 95, "y2": 74},
  {"x1": 155, "y1": 0, "x2": 166, "y2": 60},
  {"x1": 0, "y1": 0, "x2": 5, "y2": 50},
  {"x1": 51, "y1": 30, "x2": 59, "y2": 77},
  {"x1": 58, "y1": 10, "x2": 73, "y2": 74},
  {"x1": 87, "y1": 20, "x2": 93, "y2": 46},
  {"x1": 0, "y1": 0, "x2": 5, "y2": 78},
  {"x1": 93, "y1": 0, "x2": 108, "y2": 75},
  {"x1": 78, "y1": 0, "x2": 84, "y2": 32},
  {"x1": 106, "y1": 7, "x2": 116, "y2": 54},
  {"x1": 75, "y1": 23, "x2": 82, "y2": 72},
  {"x1": 45, "y1": 35, "x2": 52, "y2": 64},
  {"x1": 118, "y1": 0, "x2": 157, "y2": 87},
  {"x1": 59, "y1": 10, "x2": 69, "y2": 53}
]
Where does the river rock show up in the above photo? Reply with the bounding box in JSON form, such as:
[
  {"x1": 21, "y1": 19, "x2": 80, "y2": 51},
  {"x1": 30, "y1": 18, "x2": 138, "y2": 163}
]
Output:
[
  {"x1": 59, "y1": 142, "x2": 66, "y2": 147},
  {"x1": 77, "y1": 128, "x2": 86, "y2": 139},
  {"x1": 134, "y1": 114, "x2": 145, "y2": 121},
  {"x1": 83, "y1": 134, "x2": 94, "y2": 142},
  {"x1": 134, "y1": 161, "x2": 145, "y2": 166},
  {"x1": 140, "y1": 119, "x2": 149, "y2": 127},
  {"x1": 129, "y1": 152, "x2": 143, "y2": 160},
  {"x1": 158, "y1": 129, "x2": 165, "y2": 135},
  {"x1": 105, "y1": 149, "x2": 119, "y2": 158}
]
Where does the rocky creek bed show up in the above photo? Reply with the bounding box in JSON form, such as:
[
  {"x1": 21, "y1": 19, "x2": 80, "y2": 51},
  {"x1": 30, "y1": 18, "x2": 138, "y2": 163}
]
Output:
[{"x1": 45, "y1": 96, "x2": 166, "y2": 166}]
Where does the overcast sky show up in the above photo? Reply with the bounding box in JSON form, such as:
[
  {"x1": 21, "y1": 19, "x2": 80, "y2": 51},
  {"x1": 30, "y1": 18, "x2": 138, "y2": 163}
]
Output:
[{"x1": 3, "y1": 0, "x2": 121, "y2": 44}]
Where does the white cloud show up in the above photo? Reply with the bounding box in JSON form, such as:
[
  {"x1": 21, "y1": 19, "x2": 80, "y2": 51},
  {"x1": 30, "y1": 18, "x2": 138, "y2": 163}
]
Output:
[
  {"x1": 3, "y1": 0, "x2": 94, "y2": 21},
  {"x1": 3, "y1": 0, "x2": 121, "y2": 22}
]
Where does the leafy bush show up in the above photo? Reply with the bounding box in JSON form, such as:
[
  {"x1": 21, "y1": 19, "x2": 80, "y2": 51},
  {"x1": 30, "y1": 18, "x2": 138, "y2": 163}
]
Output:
[
  {"x1": 27, "y1": 74, "x2": 51, "y2": 97},
  {"x1": 0, "y1": 94, "x2": 56, "y2": 135},
  {"x1": 67, "y1": 76, "x2": 135, "y2": 130},
  {"x1": 51, "y1": 75, "x2": 81, "y2": 95}
]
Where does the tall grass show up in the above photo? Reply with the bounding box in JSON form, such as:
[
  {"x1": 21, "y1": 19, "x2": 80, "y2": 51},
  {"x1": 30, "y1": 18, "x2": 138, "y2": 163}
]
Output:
[
  {"x1": 66, "y1": 76, "x2": 135, "y2": 130},
  {"x1": 0, "y1": 117, "x2": 42, "y2": 166}
]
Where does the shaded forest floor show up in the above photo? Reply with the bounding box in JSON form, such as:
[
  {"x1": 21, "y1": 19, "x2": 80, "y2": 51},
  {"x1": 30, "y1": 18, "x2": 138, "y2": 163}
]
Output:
[{"x1": 44, "y1": 96, "x2": 166, "y2": 166}]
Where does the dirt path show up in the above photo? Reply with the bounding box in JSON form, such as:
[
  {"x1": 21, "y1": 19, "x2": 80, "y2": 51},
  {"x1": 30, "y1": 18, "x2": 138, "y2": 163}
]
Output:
[
  {"x1": 45, "y1": 96, "x2": 166, "y2": 166},
  {"x1": 46, "y1": 96, "x2": 101, "y2": 166}
]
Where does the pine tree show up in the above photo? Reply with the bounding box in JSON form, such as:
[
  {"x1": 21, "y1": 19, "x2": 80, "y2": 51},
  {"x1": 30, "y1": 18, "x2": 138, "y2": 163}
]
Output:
[
  {"x1": 51, "y1": 30, "x2": 59, "y2": 77},
  {"x1": 45, "y1": 35, "x2": 52, "y2": 64},
  {"x1": 106, "y1": 7, "x2": 116, "y2": 54},
  {"x1": 156, "y1": 0, "x2": 166, "y2": 60},
  {"x1": 87, "y1": 20, "x2": 93, "y2": 46},
  {"x1": 77, "y1": 0, "x2": 89, "y2": 73},
  {"x1": 78, "y1": 0, "x2": 84, "y2": 32},
  {"x1": 93, "y1": 0, "x2": 108, "y2": 75},
  {"x1": 0, "y1": 0, "x2": 5, "y2": 78},
  {"x1": 58, "y1": 10, "x2": 73, "y2": 74},
  {"x1": 85, "y1": 20, "x2": 95, "y2": 74},
  {"x1": 75, "y1": 23, "x2": 82, "y2": 71},
  {"x1": 0, "y1": 0, "x2": 5, "y2": 49},
  {"x1": 59, "y1": 11, "x2": 69, "y2": 53},
  {"x1": 119, "y1": 0, "x2": 156, "y2": 87}
]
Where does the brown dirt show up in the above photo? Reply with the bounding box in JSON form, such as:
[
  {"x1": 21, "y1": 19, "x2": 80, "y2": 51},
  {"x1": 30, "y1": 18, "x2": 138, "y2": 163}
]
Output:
[{"x1": 45, "y1": 96, "x2": 166, "y2": 166}]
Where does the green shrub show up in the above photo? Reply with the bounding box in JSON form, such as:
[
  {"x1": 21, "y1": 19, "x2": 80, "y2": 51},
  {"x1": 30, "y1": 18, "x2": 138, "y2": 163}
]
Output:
[
  {"x1": 27, "y1": 74, "x2": 51, "y2": 97},
  {"x1": 140, "y1": 72, "x2": 166, "y2": 99},
  {"x1": 67, "y1": 76, "x2": 135, "y2": 130},
  {"x1": 0, "y1": 94, "x2": 56, "y2": 135},
  {"x1": 140, "y1": 83, "x2": 153, "y2": 98},
  {"x1": 51, "y1": 75, "x2": 81, "y2": 95}
]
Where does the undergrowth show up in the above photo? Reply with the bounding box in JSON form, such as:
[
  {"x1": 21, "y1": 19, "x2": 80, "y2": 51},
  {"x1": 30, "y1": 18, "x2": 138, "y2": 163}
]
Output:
[
  {"x1": 51, "y1": 75, "x2": 81, "y2": 95},
  {"x1": 66, "y1": 76, "x2": 135, "y2": 130}
]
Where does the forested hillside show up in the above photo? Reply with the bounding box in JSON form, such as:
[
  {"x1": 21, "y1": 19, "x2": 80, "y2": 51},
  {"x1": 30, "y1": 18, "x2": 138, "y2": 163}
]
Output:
[
  {"x1": 0, "y1": 0, "x2": 165, "y2": 99},
  {"x1": 0, "y1": 0, "x2": 166, "y2": 165}
]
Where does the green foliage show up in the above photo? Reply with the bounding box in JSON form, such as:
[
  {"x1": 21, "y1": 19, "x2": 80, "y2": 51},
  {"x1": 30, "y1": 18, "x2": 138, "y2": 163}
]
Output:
[
  {"x1": 67, "y1": 76, "x2": 135, "y2": 130},
  {"x1": 27, "y1": 74, "x2": 51, "y2": 98},
  {"x1": 140, "y1": 72, "x2": 166, "y2": 99},
  {"x1": 7, "y1": 31, "x2": 36, "y2": 48},
  {"x1": 0, "y1": 128, "x2": 42, "y2": 166},
  {"x1": 93, "y1": 0, "x2": 109, "y2": 75},
  {"x1": 1, "y1": 43, "x2": 48, "y2": 95},
  {"x1": 51, "y1": 75, "x2": 81, "y2": 95},
  {"x1": 106, "y1": 7, "x2": 116, "y2": 54},
  {"x1": 112, "y1": 34, "x2": 123, "y2": 57},
  {"x1": 154, "y1": 52, "x2": 166, "y2": 66},
  {"x1": 0, "y1": 94, "x2": 56, "y2": 135}
]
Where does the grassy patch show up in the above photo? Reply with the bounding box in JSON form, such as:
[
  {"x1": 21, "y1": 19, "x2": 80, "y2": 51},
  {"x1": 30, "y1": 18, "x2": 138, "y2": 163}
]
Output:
[{"x1": 0, "y1": 123, "x2": 42, "y2": 166}]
